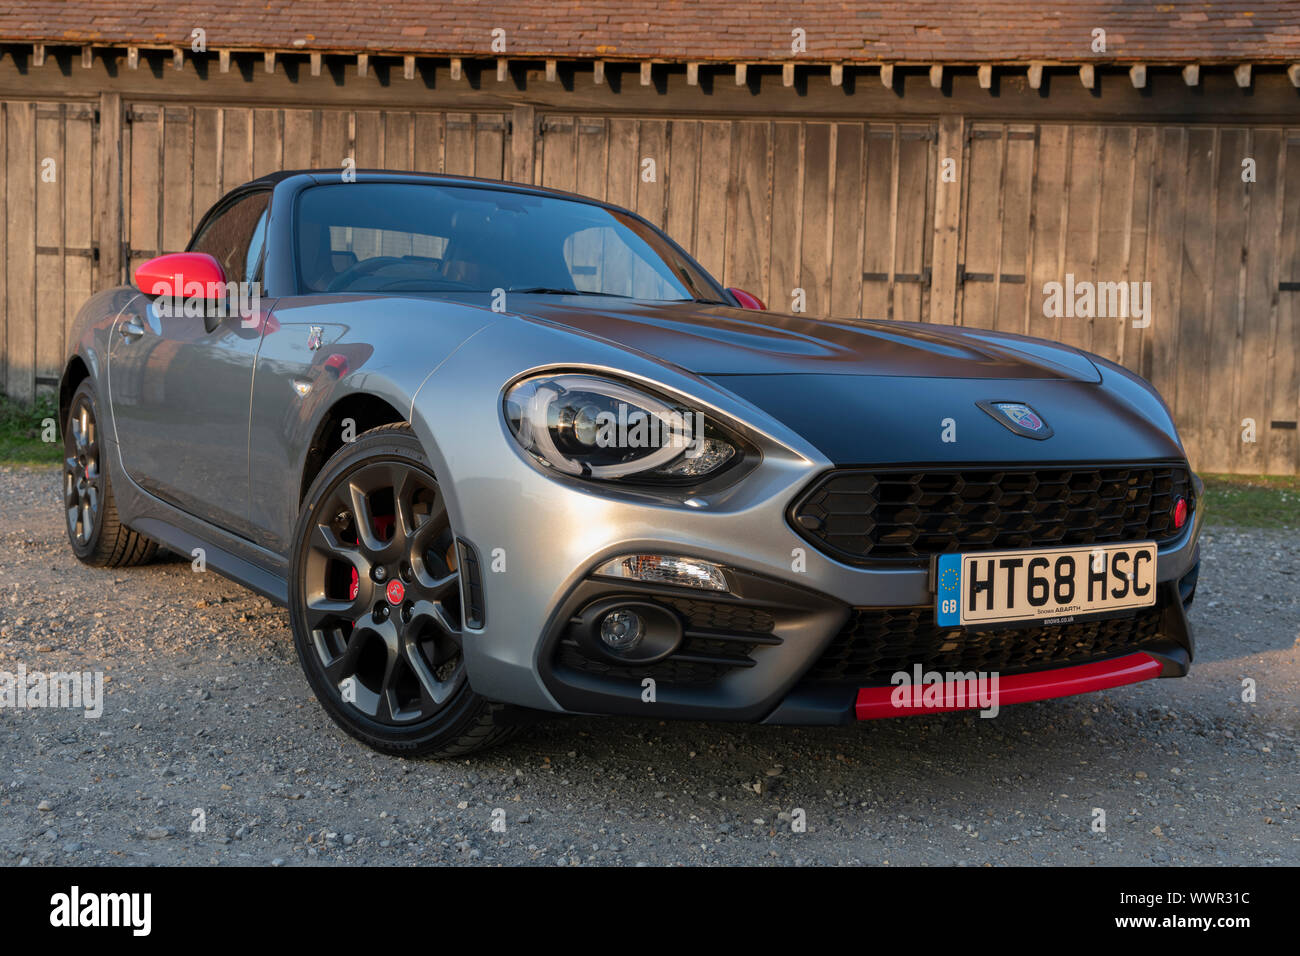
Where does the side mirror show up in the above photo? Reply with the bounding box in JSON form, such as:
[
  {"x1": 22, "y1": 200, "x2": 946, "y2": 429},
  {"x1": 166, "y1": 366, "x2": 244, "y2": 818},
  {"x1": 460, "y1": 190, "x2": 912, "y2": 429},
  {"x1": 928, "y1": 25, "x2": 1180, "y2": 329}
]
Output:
[
  {"x1": 727, "y1": 287, "x2": 766, "y2": 311},
  {"x1": 133, "y1": 252, "x2": 228, "y2": 299}
]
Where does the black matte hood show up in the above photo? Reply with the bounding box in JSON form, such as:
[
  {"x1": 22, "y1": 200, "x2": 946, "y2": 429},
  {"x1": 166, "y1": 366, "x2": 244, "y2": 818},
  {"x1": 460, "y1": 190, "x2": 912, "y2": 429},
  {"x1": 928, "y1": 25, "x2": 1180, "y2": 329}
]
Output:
[{"x1": 512, "y1": 298, "x2": 1102, "y2": 382}]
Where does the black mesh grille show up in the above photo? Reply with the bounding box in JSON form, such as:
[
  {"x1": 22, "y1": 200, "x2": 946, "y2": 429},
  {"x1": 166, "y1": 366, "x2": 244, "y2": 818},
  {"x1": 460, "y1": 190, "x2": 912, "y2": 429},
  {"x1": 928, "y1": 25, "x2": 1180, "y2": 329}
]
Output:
[
  {"x1": 805, "y1": 604, "x2": 1165, "y2": 685},
  {"x1": 791, "y1": 464, "x2": 1192, "y2": 564}
]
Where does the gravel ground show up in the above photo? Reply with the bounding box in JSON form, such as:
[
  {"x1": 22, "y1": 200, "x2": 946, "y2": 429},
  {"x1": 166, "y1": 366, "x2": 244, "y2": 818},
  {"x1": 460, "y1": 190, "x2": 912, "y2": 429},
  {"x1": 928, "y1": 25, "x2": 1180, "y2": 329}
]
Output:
[{"x1": 0, "y1": 464, "x2": 1296, "y2": 867}]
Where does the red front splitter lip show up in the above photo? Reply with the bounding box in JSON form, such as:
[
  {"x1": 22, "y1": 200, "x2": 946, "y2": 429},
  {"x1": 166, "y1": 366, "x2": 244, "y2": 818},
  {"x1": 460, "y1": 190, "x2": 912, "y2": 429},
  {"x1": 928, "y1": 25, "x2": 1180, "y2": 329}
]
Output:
[{"x1": 855, "y1": 651, "x2": 1163, "y2": 720}]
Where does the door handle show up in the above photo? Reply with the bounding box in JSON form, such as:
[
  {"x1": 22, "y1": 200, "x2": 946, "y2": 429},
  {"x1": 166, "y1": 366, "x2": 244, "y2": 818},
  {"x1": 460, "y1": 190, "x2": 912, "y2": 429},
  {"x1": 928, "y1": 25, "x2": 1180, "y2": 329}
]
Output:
[{"x1": 118, "y1": 317, "x2": 145, "y2": 341}]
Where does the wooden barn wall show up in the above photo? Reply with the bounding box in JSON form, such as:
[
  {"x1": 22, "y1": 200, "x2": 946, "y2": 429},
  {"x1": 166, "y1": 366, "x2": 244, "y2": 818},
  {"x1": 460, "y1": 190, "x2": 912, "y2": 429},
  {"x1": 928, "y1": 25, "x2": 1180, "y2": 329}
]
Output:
[{"x1": 0, "y1": 90, "x2": 1296, "y2": 475}]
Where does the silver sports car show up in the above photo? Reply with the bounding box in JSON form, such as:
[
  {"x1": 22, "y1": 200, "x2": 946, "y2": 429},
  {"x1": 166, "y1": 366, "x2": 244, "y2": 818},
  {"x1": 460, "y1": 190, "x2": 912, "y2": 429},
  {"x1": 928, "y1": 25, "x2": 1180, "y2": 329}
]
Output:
[{"x1": 59, "y1": 170, "x2": 1202, "y2": 756}]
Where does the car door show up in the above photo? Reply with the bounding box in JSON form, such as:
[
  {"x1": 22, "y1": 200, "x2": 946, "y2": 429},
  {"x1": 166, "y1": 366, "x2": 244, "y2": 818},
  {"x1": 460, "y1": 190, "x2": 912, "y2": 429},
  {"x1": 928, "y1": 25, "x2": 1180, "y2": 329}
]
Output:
[{"x1": 109, "y1": 188, "x2": 274, "y2": 537}]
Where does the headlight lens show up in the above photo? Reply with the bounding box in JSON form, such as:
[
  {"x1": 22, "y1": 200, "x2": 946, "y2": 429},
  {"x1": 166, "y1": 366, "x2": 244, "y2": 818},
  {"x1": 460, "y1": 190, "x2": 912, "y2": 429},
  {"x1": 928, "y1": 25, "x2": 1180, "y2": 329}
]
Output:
[{"x1": 503, "y1": 373, "x2": 744, "y2": 482}]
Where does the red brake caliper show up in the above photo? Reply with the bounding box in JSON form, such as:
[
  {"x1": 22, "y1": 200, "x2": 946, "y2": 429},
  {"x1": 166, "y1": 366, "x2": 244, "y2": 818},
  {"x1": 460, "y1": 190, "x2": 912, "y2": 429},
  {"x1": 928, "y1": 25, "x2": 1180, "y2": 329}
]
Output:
[{"x1": 349, "y1": 567, "x2": 359, "y2": 601}]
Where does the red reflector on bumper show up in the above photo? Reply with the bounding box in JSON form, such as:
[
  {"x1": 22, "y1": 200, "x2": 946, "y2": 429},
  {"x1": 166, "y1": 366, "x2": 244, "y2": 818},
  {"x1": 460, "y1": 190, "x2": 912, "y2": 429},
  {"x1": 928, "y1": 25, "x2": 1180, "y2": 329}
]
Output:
[{"x1": 854, "y1": 651, "x2": 1163, "y2": 720}]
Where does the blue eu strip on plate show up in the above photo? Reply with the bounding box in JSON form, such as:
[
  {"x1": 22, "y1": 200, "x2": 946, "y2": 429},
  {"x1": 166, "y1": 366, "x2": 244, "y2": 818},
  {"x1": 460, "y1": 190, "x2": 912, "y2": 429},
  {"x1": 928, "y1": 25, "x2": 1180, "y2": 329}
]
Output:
[{"x1": 936, "y1": 552, "x2": 962, "y2": 627}]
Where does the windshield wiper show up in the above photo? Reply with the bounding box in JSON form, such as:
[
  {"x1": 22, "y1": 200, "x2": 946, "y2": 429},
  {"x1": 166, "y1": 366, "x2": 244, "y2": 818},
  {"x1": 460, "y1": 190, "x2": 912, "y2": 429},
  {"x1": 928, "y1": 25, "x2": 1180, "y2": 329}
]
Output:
[{"x1": 505, "y1": 286, "x2": 631, "y2": 297}]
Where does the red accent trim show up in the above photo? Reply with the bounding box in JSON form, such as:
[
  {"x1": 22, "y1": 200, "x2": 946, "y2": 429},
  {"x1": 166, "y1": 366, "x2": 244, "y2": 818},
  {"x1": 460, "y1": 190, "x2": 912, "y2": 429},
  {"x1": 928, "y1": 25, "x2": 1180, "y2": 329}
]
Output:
[
  {"x1": 854, "y1": 651, "x2": 1163, "y2": 720},
  {"x1": 727, "y1": 287, "x2": 766, "y2": 311}
]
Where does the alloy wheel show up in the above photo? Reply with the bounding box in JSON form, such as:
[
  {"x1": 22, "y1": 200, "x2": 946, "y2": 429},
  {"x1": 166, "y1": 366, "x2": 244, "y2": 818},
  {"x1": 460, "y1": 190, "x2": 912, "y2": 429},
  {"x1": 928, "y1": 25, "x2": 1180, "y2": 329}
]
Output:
[
  {"x1": 302, "y1": 460, "x2": 464, "y2": 725},
  {"x1": 64, "y1": 394, "x2": 101, "y2": 546}
]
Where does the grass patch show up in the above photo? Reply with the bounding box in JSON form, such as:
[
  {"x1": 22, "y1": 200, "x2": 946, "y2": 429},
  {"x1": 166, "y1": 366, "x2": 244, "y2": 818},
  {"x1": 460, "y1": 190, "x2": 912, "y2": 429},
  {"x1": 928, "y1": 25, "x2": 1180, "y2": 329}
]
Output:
[
  {"x1": 0, "y1": 392, "x2": 63, "y2": 465},
  {"x1": 1200, "y1": 473, "x2": 1300, "y2": 530}
]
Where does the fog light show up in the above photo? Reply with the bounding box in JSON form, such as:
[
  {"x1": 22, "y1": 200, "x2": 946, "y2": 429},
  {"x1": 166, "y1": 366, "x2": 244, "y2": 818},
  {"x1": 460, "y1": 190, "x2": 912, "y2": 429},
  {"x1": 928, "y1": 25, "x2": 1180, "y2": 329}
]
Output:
[
  {"x1": 1174, "y1": 496, "x2": 1188, "y2": 529},
  {"x1": 599, "y1": 609, "x2": 645, "y2": 650},
  {"x1": 594, "y1": 554, "x2": 729, "y2": 592}
]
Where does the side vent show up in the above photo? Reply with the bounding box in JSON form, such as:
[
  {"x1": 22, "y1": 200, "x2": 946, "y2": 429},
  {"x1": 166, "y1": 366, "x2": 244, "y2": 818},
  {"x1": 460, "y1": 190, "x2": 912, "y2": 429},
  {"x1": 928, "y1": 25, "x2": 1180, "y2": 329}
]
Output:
[{"x1": 456, "y1": 538, "x2": 485, "y2": 629}]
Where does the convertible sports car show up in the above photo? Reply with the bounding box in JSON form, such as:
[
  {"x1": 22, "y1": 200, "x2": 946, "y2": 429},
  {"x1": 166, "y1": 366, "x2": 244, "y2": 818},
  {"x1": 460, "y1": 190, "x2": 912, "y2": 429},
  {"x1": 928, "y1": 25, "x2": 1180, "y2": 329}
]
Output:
[{"x1": 59, "y1": 170, "x2": 1201, "y2": 756}]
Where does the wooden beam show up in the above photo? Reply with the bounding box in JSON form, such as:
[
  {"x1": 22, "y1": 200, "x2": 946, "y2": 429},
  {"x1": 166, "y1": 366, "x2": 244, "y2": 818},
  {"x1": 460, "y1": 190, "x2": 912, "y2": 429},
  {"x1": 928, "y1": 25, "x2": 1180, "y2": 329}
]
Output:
[
  {"x1": 127, "y1": 47, "x2": 139, "y2": 70},
  {"x1": 263, "y1": 51, "x2": 276, "y2": 75},
  {"x1": 496, "y1": 58, "x2": 508, "y2": 82},
  {"x1": 735, "y1": 63, "x2": 747, "y2": 85},
  {"x1": 880, "y1": 63, "x2": 894, "y2": 88},
  {"x1": 640, "y1": 61, "x2": 652, "y2": 86},
  {"x1": 357, "y1": 53, "x2": 368, "y2": 78},
  {"x1": 593, "y1": 60, "x2": 605, "y2": 84},
  {"x1": 544, "y1": 59, "x2": 556, "y2": 82},
  {"x1": 1235, "y1": 63, "x2": 1252, "y2": 87},
  {"x1": 830, "y1": 63, "x2": 843, "y2": 86},
  {"x1": 930, "y1": 115, "x2": 964, "y2": 325},
  {"x1": 1289, "y1": 64, "x2": 1300, "y2": 87},
  {"x1": 450, "y1": 57, "x2": 462, "y2": 81},
  {"x1": 95, "y1": 92, "x2": 123, "y2": 287},
  {"x1": 219, "y1": 50, "x2": 231, "y2": 73},
  {"x1": 32, "y1": 44, "x2": 44, "y2": 67},
  {"x1": 172, "y1": 48, "x2": 183, "y2": 71},
  {"x1": 309, "y1": 52, "x2": 321, "y2": 76},
  {"x1": 1182, "y1": 63, "x2": 1199, "y2": 86},
  {"x1": 1028, "y1": 62, "x2": 1043, "y2": 89},
  {"x1": 978, "y1": 64, "x2": 991, "y2": 89},
  {"x1": 82, "y1": 47, "x2": 94, "y2": 69},
  {"x1": 686, "y1": 62, "x2": 699, "y2": 86},
  {"x1": 1129, "y1": 63, "x2": 1146, "y2": 88},
  {"x1": 403, "y1": 55, "x2": 415, "y2": 80},
  {"x1": 929, "y1": 64, "x2": 943, "y2": 88},
  {"x1": 783, "y1": 62, "x2": 794, "y2": 87},
  {"x1": 1079, "y1": 64, "x2": 1095, "y2": 88}
]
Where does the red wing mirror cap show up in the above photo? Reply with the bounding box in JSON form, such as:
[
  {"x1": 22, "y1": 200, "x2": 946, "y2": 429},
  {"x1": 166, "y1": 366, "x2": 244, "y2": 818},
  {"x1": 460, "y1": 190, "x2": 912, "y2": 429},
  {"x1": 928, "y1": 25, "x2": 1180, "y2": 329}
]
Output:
[
  {"x1": 727, "y1": 287, "x2": 766, "y2": 310},
  {"x1": 133, "y1": 252, "x2": 228, "y2": 298}
]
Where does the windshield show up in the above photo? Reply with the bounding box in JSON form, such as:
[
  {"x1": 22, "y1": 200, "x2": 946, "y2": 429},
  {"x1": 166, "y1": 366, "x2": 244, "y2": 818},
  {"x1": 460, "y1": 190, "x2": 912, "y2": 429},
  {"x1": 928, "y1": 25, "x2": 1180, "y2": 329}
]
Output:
[{"x1": 295, "y1": 182, "x2": 725, "y2": 301}]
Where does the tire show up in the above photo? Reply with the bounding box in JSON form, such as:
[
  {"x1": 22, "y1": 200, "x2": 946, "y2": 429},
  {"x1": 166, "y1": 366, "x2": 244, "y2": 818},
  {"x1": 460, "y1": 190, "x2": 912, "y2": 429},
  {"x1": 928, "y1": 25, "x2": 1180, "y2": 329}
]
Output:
[
  {"x1": 288, "y1": 423, "x2": 518, "y2": 758},
  {"x1": 63, "y1": 380, "x2": 159, "y2": 567}
]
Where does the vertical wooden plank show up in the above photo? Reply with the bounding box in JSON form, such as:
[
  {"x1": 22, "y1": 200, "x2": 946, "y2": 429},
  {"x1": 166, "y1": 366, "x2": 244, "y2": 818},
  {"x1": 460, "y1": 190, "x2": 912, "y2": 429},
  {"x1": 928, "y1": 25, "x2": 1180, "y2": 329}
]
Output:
[
  {"x1": 1149, "y1": 127, "x2": 1190, "y2": 408},
  {"x1": 282, "y1": 109, "x2": 314, "y2": 169},
  {"x1": 633, "y1": 119, "x2": 667, "y2": 225},
  {"x1": 412, "y1": 111, "x2": 444, "y2": 173},
  {"x1": 95, "y1": 92, "x2": 123, "y2": 290},
  {"x1": 1091, "y1": 125, "x2": 1137, "y2": 362},
  {"x1": 960, "y1": 126, "x2": 1001, "y2": 331},
  {"x1": 162, "y1": 107, "x2": 194, "y2": 253},
  {"x1": 1240, "y1": 128, "x2": 1285, "y2": 475},
  {"x1": 35, "y1": 104, "x2": 64, "y2": 390},
  {"x1": 352, "y1": 110, "x2": 383, "y2": 169},
  {"x1": 0, "y1": 103, "x2": 7, "y2": 390},
  {"x1": 1057, "y1": 125, "x2": 1101, "y2": 351},
  {"x1": 993, "y1": 128, "x2": 1034, "y2": 333},
  {"x1": 799, "y1": 122, "x2": 832, "y2": 316},
  {"x1": 6, "y1": 101, "x2": 36, "y2": 400},
  {"x1": 663, "y1": 121, "x2": 699, "y2": 266},
  {"x1": 474, "y1": 114, "x2": 506, "y2": 181},
  {"x1": 191, "y1": 108, "x2": 220, "y2": 227},
  {"x1": 928, "y1": 115, "x2": 963, "y2": 325},
  {"x1": 538, "y1": 114, "x2": 576, "y2": 192},
  {"x1": 252, "y1": 108, "x2": 283, "y2": 180},
  {"x1": 1118, "y1": 126, "x2": 1157, "y2": 368},
  {"x1": 1027, "y1": 125, "x2": 1069, "y2": 341},
  {"x1": 444, "y1": 113, "x2": 476, "y2": 177},
  {"x1": 509, "y1": 105, "x2": 535, "y2": 185},
  {"x1": 725, "y1": 120, "x2": 770, "y2": 299},
  {"x1": 1268, "y1": 133, "x2": 1300, "y2": 474},
  {"x1": 829, "y1": 122, "x2": 864, "y2": 317},
  {"x1": 1170, "y1": 128, "x2": 1215, "y2": 470},
  {"x1": 382, "y1": 111, "x2": 412, "y2": 171},
  {"x1": 221, "y1": 108, "x2": 253, "y2": 199},
  {"x1": 573, "y1": 117, "x2": 608, "y2": 203},
  {"x1": 894, "y1": 125, "x2": 936, "y2": 323},
  {"x1": 692, "y1": 121, "x2": 733, "y2": 283},
  {"x1": 316, "y1": 109, "x2": 350, "y2": 177},
  {"x1": 768, "y1": 122, "x2": 803, "y2": 315},
  {"x1": 861, "y1": 125, "x2": 895, "y2": 318},
  {"x1": 63, "y1": 108, "x2": 93, "y2": 360},
  {"x1": 1202, "y1": 127, "x2": 1249, "y2": 472}
]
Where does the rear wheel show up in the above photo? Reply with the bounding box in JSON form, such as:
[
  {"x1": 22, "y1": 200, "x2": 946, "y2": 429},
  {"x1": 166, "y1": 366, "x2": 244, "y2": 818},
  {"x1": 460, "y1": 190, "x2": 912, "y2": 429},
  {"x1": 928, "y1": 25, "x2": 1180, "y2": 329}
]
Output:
[
  {"x1": 288, "y1": 424, "x2": 517, "y2": 758},
  {"x1": 63, "y1": 380, "x2": 158, "y2": 567}
]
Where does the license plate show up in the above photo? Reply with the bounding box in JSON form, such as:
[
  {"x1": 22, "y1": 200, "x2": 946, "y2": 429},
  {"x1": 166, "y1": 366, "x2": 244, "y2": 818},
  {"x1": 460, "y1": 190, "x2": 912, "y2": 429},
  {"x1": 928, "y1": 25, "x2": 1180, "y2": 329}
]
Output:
[{"x1": 935, "y1": 541, "x2": 1157, "y2": 627}]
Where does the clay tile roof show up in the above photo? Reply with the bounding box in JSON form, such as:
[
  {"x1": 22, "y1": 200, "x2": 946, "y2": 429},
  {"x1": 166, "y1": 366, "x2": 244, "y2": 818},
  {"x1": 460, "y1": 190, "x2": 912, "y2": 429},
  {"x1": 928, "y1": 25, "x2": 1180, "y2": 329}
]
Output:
[{"x1": 1, "y1": 1, "x2": 1297, "y2": 64}]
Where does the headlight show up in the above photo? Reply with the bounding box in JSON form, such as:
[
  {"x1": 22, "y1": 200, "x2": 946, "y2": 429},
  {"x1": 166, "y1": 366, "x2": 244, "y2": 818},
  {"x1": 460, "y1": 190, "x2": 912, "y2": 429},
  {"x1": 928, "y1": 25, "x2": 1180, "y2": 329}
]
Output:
[{"x1": 503, "y1": 373, "x2": 746, "y2": 483}]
